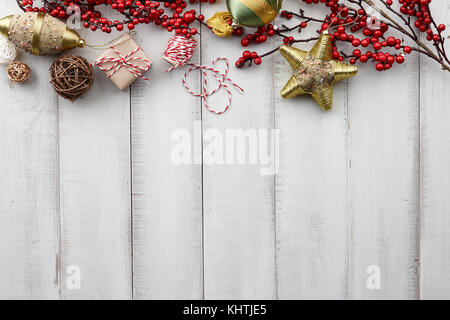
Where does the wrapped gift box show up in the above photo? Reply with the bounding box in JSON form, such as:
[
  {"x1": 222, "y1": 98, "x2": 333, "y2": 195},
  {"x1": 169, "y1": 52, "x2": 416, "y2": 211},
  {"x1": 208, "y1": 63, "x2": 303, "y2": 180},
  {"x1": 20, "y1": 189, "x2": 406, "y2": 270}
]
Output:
[{"x1": 94, "y1": 33, "x2": 151, "y2": 90}]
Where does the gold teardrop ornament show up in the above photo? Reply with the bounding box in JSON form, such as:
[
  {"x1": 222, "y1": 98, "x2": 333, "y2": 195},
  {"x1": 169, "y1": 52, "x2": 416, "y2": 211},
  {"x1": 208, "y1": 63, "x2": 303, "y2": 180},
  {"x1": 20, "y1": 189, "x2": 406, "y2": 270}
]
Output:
[
  {"x1": 279, "y1": 31, "x2": 358, "y2": 111},
  {"x1": 207, "y1": 0, "x2": 282, "y2": 37},
  {"x1": 0, "y1": 12, "x2": 85, "y2": 56}
]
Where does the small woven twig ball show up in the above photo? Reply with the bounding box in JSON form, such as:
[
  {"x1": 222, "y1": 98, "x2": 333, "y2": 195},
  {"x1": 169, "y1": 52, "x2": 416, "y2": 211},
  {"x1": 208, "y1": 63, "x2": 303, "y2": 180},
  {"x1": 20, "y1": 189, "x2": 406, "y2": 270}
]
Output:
[
  {"x1": 49, "y1": 55, "x2": 94, "y2": 102},
  {"x1": 7, "y1": 61, "x2": 31, "y2": 83}
]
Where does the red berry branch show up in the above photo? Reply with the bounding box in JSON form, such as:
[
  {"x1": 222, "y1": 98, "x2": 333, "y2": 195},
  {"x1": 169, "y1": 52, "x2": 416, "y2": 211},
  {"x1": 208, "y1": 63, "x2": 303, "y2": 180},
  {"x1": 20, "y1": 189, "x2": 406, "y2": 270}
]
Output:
[
  {"x1": 17, "y1": 0, "x2": 210, "y2": 37},
  {"x1": 235, "y1": 0, "x2": 449, "y2": 72},
  {"x1": 16, "y1": 0, "x2": 449, "y2": 72}
]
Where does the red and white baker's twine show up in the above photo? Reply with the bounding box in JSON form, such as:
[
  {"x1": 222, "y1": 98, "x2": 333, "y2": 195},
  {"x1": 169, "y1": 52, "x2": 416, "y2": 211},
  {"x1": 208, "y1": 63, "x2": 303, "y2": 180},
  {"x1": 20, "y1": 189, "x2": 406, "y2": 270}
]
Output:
[
  {"x1": 163, "y1": 35, "x2": 244, "y2": 114},
  {"x1": 163, "y1": 35, "x2": 197, "y2": 72},
  {"x1": 94, "y1": 46, "x2": 151, "y2": 82},
  {"x1": 182, "y1": 58, "x2": 244, "y2": 114}
]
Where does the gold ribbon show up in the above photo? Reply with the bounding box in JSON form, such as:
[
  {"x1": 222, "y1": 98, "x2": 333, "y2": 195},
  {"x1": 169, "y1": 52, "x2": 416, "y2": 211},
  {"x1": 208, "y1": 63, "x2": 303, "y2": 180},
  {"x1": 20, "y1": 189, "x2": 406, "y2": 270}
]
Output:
[
  {"x1": 207, "y1": 12, "x2": 235, "y2": 37},
  {"x1": 32, "y1": 12, "x2": 45, "y2": 55}
]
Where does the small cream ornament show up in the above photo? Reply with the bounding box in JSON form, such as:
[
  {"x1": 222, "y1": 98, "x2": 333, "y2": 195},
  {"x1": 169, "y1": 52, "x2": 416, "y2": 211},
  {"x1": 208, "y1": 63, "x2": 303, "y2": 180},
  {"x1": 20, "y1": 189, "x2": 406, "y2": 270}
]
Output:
[{"x1": 0, "y1": 37, "x2": 16, "y2": 65}]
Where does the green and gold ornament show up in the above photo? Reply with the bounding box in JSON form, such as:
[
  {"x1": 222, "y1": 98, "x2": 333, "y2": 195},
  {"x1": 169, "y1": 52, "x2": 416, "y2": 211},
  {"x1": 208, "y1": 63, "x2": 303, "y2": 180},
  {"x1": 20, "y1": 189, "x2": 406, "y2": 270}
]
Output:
[
  {"x1": 279, "y1": 31, "x2": 358, "y2": 111},
  {"x1": 0, "y1": 12, "x2": 85, "y2": 55},
  {"x1": 207, "y1": 0, "x2": 282, "y2": 37}
]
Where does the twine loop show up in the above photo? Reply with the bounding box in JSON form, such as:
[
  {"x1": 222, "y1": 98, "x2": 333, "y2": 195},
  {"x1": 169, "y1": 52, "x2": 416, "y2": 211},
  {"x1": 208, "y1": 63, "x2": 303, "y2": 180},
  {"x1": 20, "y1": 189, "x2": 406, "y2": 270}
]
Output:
[{"x1": 182, "y1": 58, "x2": 244, "y2": 114}]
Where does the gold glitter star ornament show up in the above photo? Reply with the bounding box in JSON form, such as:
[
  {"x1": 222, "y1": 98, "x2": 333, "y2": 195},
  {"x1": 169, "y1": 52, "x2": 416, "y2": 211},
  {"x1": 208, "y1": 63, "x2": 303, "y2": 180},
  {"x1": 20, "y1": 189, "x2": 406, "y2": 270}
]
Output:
[
  {"x1": 0, "y1": 12, "x2": 85, "y2": 56},
  {"x1": 280, "y1": 31, "x2": 358, "y2": 111}
]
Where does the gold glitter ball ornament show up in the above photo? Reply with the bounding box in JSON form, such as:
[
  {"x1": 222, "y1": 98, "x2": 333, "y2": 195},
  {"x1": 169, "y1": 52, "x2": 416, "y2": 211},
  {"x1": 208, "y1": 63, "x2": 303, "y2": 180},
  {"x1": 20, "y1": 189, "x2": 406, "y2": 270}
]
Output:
[
  {"x1": 0, "y1": 12, "x2": 85, "y2": 56},
  {"x1": 280, "y1": 31, "x2": 358, "y2": 111}
]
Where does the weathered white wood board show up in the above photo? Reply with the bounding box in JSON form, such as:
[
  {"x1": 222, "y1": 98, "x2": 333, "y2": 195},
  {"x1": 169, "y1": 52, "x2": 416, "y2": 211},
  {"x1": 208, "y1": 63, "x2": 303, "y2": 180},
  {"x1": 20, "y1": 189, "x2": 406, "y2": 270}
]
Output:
[
  {"x1": 131, "y1": 13, "x2": 204, "y2": 299},
  {"x1": 58, "y1": 27, "x2": 132, "y2": 299},
  {"x1": 419, "y1": 0, "x2": 450, "y2": 300},
  {"x1": 0, "y1": 4, "x2": 60, "y2": 300},
  {"x1": 201, "y1": 4, "x2": 277, "y2": 300},
  {"x1": 274, "y1": 2, "x2": 348, "y2": 300},
  {"x1": 347, "y1": 49, "x2": 420, "y2": 300},
  {"x1": 0, "y1": 0, "x2": 449, "y2": 300}
]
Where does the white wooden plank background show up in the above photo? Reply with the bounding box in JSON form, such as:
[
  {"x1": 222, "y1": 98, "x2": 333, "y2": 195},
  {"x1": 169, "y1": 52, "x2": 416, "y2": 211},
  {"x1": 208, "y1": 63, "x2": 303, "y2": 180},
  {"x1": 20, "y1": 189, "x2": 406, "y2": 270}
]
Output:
[
  {"x1": 420, "y1": 0, "x2": 450, "y2": 300},
  {"x1": 0, "y1": 0, "x2": 449, "y2": 300}
]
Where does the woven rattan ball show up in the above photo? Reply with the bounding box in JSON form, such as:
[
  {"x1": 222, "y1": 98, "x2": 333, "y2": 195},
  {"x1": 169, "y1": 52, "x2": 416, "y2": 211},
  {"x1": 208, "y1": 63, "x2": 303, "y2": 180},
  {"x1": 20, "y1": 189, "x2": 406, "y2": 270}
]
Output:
[
  {"x1": 49, "y1": 55, "x2": 94, "y2": 101},
  {"x1": 7, "y1": 61, "x2": 31, "y2": 83}
]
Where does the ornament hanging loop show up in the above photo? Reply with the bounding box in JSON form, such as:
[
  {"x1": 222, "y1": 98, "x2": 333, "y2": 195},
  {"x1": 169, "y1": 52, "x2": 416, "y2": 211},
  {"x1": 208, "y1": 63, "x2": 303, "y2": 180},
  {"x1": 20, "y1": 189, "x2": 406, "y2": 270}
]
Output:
[{"x1": 85, "y1": 31, "x2": 137, "y2": 50}]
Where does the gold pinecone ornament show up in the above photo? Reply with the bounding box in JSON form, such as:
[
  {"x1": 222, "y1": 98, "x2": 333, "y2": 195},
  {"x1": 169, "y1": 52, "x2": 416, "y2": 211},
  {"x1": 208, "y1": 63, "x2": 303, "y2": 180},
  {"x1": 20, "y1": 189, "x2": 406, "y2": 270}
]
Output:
[{"x1": 280, "y1": 31, "x2": 358, "y2": 111}]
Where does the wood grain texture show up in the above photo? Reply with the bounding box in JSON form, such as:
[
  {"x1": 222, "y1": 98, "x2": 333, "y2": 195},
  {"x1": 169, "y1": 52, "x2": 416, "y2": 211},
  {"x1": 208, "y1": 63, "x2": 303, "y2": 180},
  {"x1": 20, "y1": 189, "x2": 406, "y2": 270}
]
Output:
[
  {"x1": 0, "y1": 5, "x2": 60, "y2": 300},
  {"x1": 131, "y1": 18, "x2": 204, "y2": 299},
  {"x1": 201, "y1": 4, "x2": 277, "y2": 299},
  {"x1": 1, "y1": 0, "x2": 450, "y2": 300},
  {"x1": 58, "y1": 27, "x2": 132, "y2": 299},
  {"x1": 274, "y1": 3, "x2": 348, "y2": 300},
  {"x1": 420, "y1": 0, "x2": 450, "y2": 300},
  {"x1": 347, "y1": 50, "x2": 420, "y2": 299}
]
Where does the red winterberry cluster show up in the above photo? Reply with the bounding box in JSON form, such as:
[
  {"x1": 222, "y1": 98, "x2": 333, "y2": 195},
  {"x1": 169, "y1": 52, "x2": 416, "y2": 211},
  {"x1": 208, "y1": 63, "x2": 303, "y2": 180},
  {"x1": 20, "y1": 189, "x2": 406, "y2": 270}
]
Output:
[
  {"x1": 235, "y1": 50, "x2": 262, "y2": 67},
  {"x1": 240, "y1": 24, "x2": 276, "y2": 47},
  {"x1": 17, "y1": 0, "x2": 207, "y2": 37},
  {"x1": 235, "y1": 0, "x2": 449, "y2": 72}
]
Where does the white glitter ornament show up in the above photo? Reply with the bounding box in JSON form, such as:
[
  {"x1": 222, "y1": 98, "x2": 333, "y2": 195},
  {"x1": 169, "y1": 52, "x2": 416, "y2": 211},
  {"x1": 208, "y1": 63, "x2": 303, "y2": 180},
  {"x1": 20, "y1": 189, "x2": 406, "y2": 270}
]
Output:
[{"x1": 0, "y1": 38, "x2": 16, "y2": 65}]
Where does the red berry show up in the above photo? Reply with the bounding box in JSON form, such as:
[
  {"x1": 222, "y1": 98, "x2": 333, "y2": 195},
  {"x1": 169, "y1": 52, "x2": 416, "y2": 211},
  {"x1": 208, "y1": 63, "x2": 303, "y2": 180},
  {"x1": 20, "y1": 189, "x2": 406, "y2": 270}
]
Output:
[
  {"x1": 396, "y1": 55, "x2": 405, "y2": 64},
  {"x1": 387, "y1": 37, "x2": 396, "y2": 46},
  {"x1": 376, "y1": 63, "x2": 385, "y2": 71},
  {"x1": 183, "y1": 12, "x2": 196, "y2": 24},
  {"x1": 254, "y1": 57, "x2": 262, "y2": 65},
  {"x1": 332, "y1": 51, "x2": 340, "y2": 59},
  {"x1": 403, "y1": 46, "x2": 412, "y2": 54},
  {"x1": 361, "y1": 39, "x2": 370, "y2": 47}
]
